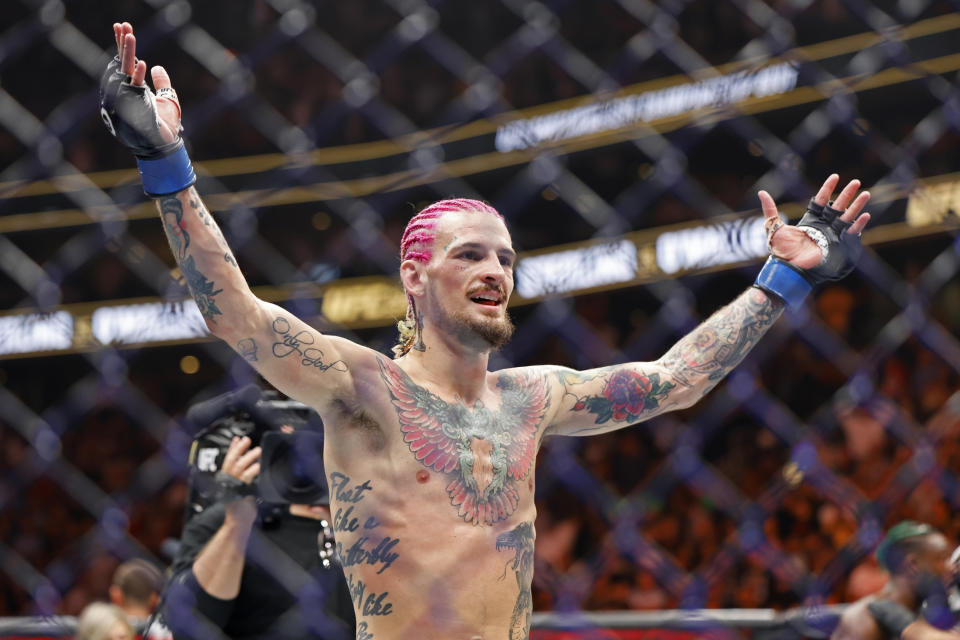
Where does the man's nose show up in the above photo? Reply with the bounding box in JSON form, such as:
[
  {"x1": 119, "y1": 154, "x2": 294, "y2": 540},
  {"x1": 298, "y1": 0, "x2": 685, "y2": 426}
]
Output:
[{"x1": 481, "y1": 256, "x2": 507, "y2": 282}]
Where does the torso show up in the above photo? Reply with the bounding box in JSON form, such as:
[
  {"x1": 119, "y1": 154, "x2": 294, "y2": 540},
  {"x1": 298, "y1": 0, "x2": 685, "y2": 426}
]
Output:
[{"x1": 318, "y1": 355, "x2": 553, "y2": 640}]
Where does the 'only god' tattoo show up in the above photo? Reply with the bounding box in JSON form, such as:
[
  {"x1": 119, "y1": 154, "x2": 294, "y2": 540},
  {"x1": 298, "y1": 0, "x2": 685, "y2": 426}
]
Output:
[{"x1": 270, "y1": 317, "x2": 347, "y2": 372}]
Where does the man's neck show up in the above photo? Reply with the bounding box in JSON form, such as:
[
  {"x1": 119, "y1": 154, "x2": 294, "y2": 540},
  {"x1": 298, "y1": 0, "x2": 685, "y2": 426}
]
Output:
[
  {"x1": 879, "y1": 577, "x2": 921, "y2": 610},
  {"x1": 398, "y1": 330, "x2": 491, "y2": 403}
]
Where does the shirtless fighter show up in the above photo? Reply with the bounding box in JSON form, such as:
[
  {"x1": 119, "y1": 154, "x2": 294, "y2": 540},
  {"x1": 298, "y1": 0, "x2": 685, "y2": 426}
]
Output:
[{"x1": 100, "y1": 22, "x2": 871, "y2": 640}]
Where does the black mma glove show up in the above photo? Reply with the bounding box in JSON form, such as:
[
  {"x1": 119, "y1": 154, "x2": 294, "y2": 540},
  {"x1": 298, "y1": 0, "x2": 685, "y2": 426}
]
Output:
[
  {"x1": 99, "y1": 55, "x2": 195, "y2": 197},
  {"x1": 868, "y1": 599, "x2": 916, "y2": 638},
  {"x1": 755, "y1": 199, "x2": 864, "y2": 308}
]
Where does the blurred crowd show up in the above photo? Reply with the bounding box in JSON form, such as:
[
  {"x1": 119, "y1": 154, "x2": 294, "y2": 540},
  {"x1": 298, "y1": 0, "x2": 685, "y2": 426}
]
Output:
[
  {"x1": 526, "y1": 270, "x2": 960, "y2": 612},
  {"x1": 1, "y1": 0, "x2": 959, "y2": 628},
  {"x1": 2, "y1": 250, "x2": 957, "y2": 618}
]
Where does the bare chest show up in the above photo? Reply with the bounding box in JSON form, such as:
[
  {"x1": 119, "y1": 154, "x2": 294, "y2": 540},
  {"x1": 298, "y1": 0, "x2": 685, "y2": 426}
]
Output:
[{"x1": 325, "y1": 359, "x2": 551, "y2": 527}]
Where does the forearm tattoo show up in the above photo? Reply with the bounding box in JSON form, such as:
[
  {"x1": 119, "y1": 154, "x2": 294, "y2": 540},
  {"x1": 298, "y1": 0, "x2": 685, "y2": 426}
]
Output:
[
  {"x1": 554, "y1": 289, "x2": 782, "y2": 429},
  {"x1": 180, "y1": 254, "x2": 223, "y2": 322},
  {"x1": 660, "y1": 287, "x2": 782, "y2": 394},
  {"x1": 158, "y1": 194, "x2": 225, "y2": 323},
  {"x1": 160, "y1": 197, "x2": 189, "y2": 261}
]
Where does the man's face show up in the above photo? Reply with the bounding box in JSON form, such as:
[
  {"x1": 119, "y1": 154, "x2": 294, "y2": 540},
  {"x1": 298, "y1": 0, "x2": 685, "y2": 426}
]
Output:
[
  {"x1": 420, "y1": 211, "x2": 516, "y2": 351},
  {"x1": 913, "y1": 533, "x2": 953, "y2": 583}
]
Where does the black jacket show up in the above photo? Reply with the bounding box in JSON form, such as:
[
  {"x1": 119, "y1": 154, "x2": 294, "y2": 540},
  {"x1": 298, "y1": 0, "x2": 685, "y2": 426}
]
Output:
[{"x1": 164, "y1": 503, "x2": 355, "y2": 640}]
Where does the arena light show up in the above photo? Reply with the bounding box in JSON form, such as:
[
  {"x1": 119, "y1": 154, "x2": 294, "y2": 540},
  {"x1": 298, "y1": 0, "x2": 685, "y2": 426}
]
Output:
[
  {"x1": 320, "y1": 279, "x2": 407, "y2": 326},
  {"x1": 515, "y1": 240, "x2": 637, "y2": 299},
  {"x1": 655, "y1": 216, "x2": 768, "y2": 275},
  {"x1": 90, "y1": 301, "x2": 210, "y2": 346},
  {"x1": 905, "y1": 178, "x2": 960, "y2": 227},
  {"x1": 0, "y1": 312, "x2": 73, "y2": 356},
  {"x1": 494, "y1": 64, "x2": 799, "y2": 152},
  {"x1": 0, "y1": 205, "x2": 955, "y2": 359}
]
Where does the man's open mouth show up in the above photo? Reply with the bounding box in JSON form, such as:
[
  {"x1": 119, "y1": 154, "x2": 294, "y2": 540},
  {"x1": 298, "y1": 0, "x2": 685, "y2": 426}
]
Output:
[{"x1": 470, "y1": 292, "x2": 502, "y2": 306}]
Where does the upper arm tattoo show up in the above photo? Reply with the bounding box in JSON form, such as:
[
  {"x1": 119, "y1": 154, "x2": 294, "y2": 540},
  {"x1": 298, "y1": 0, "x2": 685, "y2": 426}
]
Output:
[
  {"x1": 568, "y1": 369, "x2": 676, "y2": 425},
  {"x1": 269, "y1": 317, "x2": 348, "y2": 372},
  {"x1": 237, "y1": 338, "x2": 258, "y2": 361}
]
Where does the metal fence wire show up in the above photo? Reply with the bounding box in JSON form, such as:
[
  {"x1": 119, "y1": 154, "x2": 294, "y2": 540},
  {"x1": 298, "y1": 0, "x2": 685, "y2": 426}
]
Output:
[{"x1": 1, "y1": 0, "x2": 959, "y2": 635}]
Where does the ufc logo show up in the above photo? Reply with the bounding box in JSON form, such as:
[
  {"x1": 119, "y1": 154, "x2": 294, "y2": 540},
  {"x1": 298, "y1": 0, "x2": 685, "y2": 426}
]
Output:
[{"x1": 197, "y1": 448, "x2": 220, "y2": 472}]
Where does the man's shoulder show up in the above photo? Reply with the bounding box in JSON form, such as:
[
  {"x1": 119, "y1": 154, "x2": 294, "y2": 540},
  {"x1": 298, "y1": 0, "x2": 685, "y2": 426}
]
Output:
[
  {"x1": 492, "y1": 364, "x2": 565, "y2": 385},
  {"x1": 834, "y1": 596, "x2": 884, "y2": 640}
]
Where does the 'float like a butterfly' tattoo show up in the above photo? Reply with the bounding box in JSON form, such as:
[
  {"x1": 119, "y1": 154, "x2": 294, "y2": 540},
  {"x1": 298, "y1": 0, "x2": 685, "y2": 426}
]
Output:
[{"x1": 378, "y1": 358, "x2": 549, "y2": 526}]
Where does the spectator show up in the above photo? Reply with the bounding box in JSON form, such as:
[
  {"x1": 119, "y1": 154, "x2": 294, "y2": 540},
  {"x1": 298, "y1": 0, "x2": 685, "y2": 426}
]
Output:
[
  {"x1": 109, "y1": 558, "x2": 164, "y2": 620},
  {"x1": 162, "y1": 391, "x2": 354, "y2": 639},
  {"x1": 831, "y1": 521, "x2": 956, "y2": 640},
  {"x1": 75, "y1": 602, "x2": 135, "y2": 640}
]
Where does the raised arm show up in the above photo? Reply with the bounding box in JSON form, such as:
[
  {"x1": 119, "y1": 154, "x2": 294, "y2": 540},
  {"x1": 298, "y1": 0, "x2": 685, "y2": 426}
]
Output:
[
  {"x1": 101, "y1": 23, "x2": 370, "y2": 408},
  {"x1": 546, "y1": 174, "x2": 870, "y2": 437}
]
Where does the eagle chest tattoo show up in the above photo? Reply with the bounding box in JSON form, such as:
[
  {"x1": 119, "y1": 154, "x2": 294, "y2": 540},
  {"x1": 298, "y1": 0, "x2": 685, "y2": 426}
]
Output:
[{"x1": 378, "y1": 359, "x2": 550, "y2": 525}]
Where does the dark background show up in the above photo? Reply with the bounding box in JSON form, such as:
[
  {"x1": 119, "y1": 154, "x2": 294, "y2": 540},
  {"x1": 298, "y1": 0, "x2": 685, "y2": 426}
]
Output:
[{"x1": 0, "y1": 0, "x2": 959, "y2": 622}]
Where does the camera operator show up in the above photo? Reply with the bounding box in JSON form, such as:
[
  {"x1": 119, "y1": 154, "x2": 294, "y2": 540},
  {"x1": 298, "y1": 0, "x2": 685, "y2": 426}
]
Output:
[
  {"x1": 832, "y1": 521, "x2": 959, "y2": 640},
  {"x1": 162, "y1": 389, "x2": 354, "y2": 640}
]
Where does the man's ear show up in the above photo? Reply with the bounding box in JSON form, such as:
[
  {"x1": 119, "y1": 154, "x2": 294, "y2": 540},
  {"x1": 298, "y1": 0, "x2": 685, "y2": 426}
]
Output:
[
  {"x1": 400, "y1": 260, "x2": 426, "y2": 298},
  {"x1": 108, "y1": 585, "x2": 123, "y2": 606},
  {"x1": 903, "y1": 554, "x2": 921, "y2": 579}
]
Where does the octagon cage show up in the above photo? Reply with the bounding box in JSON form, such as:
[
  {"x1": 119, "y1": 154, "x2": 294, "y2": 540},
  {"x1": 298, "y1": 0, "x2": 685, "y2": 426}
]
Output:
[{"x1": 0, "y1": 1, "x2": 958, "y2": 639}]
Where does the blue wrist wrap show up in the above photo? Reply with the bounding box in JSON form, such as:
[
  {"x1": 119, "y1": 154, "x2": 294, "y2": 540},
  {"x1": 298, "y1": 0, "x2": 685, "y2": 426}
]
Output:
[
  {"x1": 136, "y1": 145, "x2": 196, "y2": 198},
  {"x1": 755, "y1": 256, "x2": 812, "y2": 308}
]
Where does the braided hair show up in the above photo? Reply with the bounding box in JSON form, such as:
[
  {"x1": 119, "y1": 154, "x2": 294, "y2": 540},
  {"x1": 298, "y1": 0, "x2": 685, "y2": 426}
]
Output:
[{"x1": 393, "y1": 198, "x2": 503, "y2": 358}]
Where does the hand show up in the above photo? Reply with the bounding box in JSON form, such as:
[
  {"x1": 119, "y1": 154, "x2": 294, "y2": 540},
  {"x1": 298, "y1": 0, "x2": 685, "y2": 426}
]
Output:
[
  {"x1": 221, "y1": 435, "x2": 261, "y2": 484},
  {"x1": 220, "y1": 435, "x2": 261, "y2": 520},
  {"x1": 101, "y1": 22, "x2": 195, "y2": 196},
  {"x1": 759, "y1": 174, "x2": 871, "y2": 271},
  {"x1": 112, "y1": 22, "x2": 181, "y2": 144}
]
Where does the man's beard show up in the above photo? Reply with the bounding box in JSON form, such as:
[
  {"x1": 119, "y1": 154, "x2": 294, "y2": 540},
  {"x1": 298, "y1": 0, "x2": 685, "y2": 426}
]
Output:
[{"x1": 434, "y1": 300, "x2": 515, "y2": 351}]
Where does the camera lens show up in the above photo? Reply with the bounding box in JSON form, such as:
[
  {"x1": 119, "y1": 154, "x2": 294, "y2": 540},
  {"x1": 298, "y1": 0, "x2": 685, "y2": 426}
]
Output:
[{"x1": 259, "y1": 431, "x2": 328, "y2": 505}]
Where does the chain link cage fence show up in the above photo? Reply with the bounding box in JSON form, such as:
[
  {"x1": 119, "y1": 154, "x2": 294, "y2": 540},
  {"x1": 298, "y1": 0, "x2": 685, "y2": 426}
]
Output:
[{"x1": 1, "y1": 0, "x2": 960, "y2": 637}]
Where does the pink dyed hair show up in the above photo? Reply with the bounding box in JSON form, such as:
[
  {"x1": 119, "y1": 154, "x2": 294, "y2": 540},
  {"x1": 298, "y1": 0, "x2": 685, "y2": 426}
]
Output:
[
  {"x1": 399, "y1": 198, "x2": 503, "y2": 264},
  {"x1": 393, "y1": 198, "x2": 504, "y2": 357}
]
